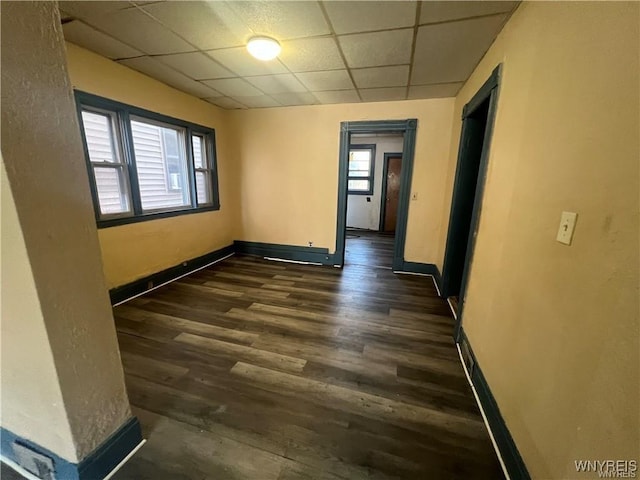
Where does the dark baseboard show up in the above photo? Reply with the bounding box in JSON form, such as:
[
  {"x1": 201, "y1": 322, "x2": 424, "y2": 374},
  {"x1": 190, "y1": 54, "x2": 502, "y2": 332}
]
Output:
[
  {"x1": 234, "y1": 241, "x2": 336, "y2": 266},
  {"x1": 109, "y1": 244, "x2": 234, "y2": 304},
  {"x1": 1, "y1": 417, "x2": 142, "y2": 480},
  {"x1": 459, "y1": 329, "x2": 531, "y2": 480},
  {"x1": 397, "y1": 262, "x2": 443, "y2": 289}
]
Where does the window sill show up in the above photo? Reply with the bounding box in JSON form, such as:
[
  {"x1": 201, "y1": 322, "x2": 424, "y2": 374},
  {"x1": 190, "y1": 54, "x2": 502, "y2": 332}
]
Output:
[{"x1": 97, "y1": 204, "x2": 220, "y2": 229}]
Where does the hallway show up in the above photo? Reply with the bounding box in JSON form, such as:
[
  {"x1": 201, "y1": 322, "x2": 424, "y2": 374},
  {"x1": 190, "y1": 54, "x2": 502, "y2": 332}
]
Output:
[
  {"x1": 345, "y1": 229, "x2": 395, "y2": 269},
  {"x1": 111, "y1": 249, "x2": 502, "y2": 479}
]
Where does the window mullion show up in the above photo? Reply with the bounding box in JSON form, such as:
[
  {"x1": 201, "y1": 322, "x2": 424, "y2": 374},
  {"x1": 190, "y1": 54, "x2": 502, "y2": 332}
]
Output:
[
  {"x1": 185, "y1": 127, "x2": 197, "y2": 208},
  {"x1": 119, "y1": 111, "x2": 143, "y2": 215},
  {"x1": 207, "y1": 132, "x2": 220, "y2": 208}
]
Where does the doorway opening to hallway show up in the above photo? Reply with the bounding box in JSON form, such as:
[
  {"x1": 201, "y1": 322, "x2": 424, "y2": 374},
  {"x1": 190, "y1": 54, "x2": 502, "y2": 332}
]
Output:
[
  {"x1": 345, "y1": 134, "x2": 404, "y2": 269},
  {"x1": 334, "y1": 119, "x2": 418, "y2": 271}
]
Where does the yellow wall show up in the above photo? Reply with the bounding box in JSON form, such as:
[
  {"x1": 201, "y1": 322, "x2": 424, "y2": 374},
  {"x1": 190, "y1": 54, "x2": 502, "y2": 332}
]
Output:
[
  {"x1": 445, "y1": 2, "x2": 639, "y2": 477},
  {"x1": 65, "y1": 43, "x2": 240, "y2": 289},
  {"x1": 230, "y1": 98, "x2": 455, "y2": 264}
]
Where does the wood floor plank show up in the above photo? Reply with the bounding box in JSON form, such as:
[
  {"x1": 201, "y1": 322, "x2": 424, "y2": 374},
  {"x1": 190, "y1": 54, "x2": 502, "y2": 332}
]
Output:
[
  {"x1": 112, "y1": 231, "x2": 503, "y2": 479},
  {"x1": 175, "y1": 332, "x2": 308, "y2": 374}
]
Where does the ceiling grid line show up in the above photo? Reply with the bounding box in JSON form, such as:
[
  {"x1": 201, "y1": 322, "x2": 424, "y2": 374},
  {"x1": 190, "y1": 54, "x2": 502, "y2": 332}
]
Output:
[{"x1": 60, "y1": 0, "x2": 520, "y2": 109}]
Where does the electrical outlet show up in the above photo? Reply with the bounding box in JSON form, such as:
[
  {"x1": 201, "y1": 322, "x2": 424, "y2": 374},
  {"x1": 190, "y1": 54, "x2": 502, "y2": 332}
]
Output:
[
  {"x1": 556, "y1": 211, "x2": 578, "y2": 245},
  {"x1": 308, "y1": 241, "x2": 313, "y2": 247},
  {"x1": 411, "y1": 192, "x2": 418, "y2": 201}
]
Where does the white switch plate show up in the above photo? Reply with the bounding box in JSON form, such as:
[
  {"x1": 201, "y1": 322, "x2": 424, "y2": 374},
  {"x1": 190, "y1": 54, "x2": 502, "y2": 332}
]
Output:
[{"x1": 556, "y1": 211, "x2": 578, "y2": 245}]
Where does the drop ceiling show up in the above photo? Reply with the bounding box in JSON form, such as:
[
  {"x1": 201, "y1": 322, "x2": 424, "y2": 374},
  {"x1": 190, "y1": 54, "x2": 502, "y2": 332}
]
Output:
[{"x1": 59, "y1": 1, "x2": 519, "y2": 110}]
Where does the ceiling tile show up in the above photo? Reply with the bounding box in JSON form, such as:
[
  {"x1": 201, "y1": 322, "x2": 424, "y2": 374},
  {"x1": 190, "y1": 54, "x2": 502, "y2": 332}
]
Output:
[
  {"x1": 84, "y1": 7, "x2": 194, "y2": 55},
  {"x1": 325, "y1": 1, "x2": 417, "y2": 34},
  {"x1": 312, "y1": 90, "x2": 360, "y2": 104},
  {"x1": 141, "y1": 2, "x2": 252, "y2": 50},
  {"x1": 359, "y1": 87, "x2": 407, "y2": 102},
  {"x1": 155, "y1": 52, "x2": 232, "y2": 80},
  {"x1": 245, "y1": 74, "x2": 307, "y2": 94},
  {"x1": 412, "y1": 14, "x2": 508, "y2": 84},
  {"x1": 420, "y1": 1, "x2": 517, "y2": 24},
  {"x1": 408, "y1": 82, "x2": 463, "y2": 99},
  {"x1": 233, "y1": 95, "x2": 281, "y2": 108},
  {"x1": 62, "y1": 20, "x2": 142, "y2": 59},
  {"x1": 226, "y1": 1, "x2": 330, "y2": 40},
  {"x1": 270, "y1": 92, "x2": 319, "y2": 106},
  {"x1": 351, "y1": 65, "x2": 409, "y2": 89},
  {"x1": 279, "y1": 37, "x2": 345, "y2": 72},
  {"x1": 202, "y1": 78, "x2": 263, "y2": 97},
  {"x1": 118, "y1": 56, "x2": 222, "y2": 98},
  {"x1": 339, "y1": 29, "x2": 413, "y2": 68},
  {"x1": 296, "y1": 70, "x2": 354, "y2": 91},
  {"x1": 58, "y1": 1, "x2": 134, "y2": 20},
  {"x1": 206, "y1": 47, "x2": 287, "y2": 77},
  {"x1": 206, "y1": 97, "x2": 247, "y2": 109}
]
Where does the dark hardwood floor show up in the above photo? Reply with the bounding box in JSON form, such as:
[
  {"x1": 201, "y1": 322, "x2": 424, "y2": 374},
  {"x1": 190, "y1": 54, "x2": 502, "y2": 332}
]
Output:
[
  {"x1": 345, "y1": 229, "x2": 395, "y2": 268},
  {"x1": 112, "y1": 240, "x2": 502, "y2": 479}
]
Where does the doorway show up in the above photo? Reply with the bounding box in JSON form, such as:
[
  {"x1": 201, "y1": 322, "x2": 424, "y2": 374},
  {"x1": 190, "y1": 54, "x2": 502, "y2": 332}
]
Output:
[
  {"x1": 441, "y1": 66, "x2": 501, "y2": 336},
  {"x1": 345, "y1": 135, "x2": 404, "y2": 269},
  {"x1": 335, "y1": 120, "x2": 417, "y2": 271},
  {"x1": 380, "y1": 152, "x2": 403, "y2": 233}
]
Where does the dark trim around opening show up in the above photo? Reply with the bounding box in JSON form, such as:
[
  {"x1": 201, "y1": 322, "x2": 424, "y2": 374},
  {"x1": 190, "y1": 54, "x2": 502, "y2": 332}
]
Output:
[
  {"x1": 336, "y1": 120, "x2": 417, "y2": 269},
  {"x1": 439, "y1": 65, "x2": 502, "y2": 340}
]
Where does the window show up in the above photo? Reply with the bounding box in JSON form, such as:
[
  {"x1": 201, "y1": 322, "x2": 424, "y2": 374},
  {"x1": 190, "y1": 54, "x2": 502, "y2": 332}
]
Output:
[
  {"x1": 76, "y1": 92, "x2": 219, "y2": 227},
  {"x1": 348, "y1": 144, "x2": 376, "y2": 195}
]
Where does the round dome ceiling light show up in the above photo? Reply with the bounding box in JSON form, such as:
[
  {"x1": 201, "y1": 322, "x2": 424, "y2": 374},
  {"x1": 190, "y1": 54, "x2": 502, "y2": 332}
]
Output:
[{"x1": 247, "y1": 36, "x2": 281, "y2": 61}]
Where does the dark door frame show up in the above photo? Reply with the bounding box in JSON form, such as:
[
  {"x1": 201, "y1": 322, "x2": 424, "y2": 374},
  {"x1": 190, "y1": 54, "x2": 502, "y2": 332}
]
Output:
[
  {"x1": 335, "y1": 119, "x2": 417, "y2": 270},
  {"x1": 378, "y1": 152, "x2": 403, "y2": 232},
  {"x1": 440, "y1": 65, "x2": 502, "y2": 340}
]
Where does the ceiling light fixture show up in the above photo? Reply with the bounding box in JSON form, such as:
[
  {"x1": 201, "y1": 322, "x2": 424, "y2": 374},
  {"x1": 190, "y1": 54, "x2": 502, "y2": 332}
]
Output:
[{"x1": 246, "y1": 36, "x2": 281, "y2": 61}]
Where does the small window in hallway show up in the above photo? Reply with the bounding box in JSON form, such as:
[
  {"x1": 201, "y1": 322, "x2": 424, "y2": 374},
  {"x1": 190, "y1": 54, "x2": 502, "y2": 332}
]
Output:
[{"x1": 348, "y1": 144, "x2": 375, "y2": 195}]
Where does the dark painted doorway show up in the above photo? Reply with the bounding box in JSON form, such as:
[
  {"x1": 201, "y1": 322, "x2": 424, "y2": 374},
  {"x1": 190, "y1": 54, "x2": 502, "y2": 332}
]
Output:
[
  {"x1": 380, "y1": 153, "x2": 402, "y2": 233},
  {"x1": 441, "y1": 100, "x2": 490, "y2": 299},
  {"x1": 335, "y1": 120, "x2": 417, "y2": 270},
  {"x1": 441, "y1": 66, "x2": 501, "y2": 337}
]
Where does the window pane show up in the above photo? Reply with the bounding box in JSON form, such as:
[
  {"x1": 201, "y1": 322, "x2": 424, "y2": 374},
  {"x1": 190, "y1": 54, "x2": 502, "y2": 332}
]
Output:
[
  {"x1": 130, "y1": 119, "x2": 191, "y2": 211},
  {"x1": 349, "y1": 159, "x2": 371, "y2": 173},
  {"x1": 350, "y1": 150, "x2": 370, "y2": 162},
  {"x1": 348, "y1": 179, "x2": 370, "y2": 191},
  {"x1": 196, "y1": 171, "x2": 211, "y2": 205},
  {"x1": 192, "y1": 135, "x2": 206, "y2": 168},
  {"x1": 81, "y1": 111, "x2": 119, "y2": 163},
  {"x1": 93, "y1": 166, "x2": 130, "y2": 214},
  {"x1": 349, "y1": 169, "x2": 370, "y2": 177}
]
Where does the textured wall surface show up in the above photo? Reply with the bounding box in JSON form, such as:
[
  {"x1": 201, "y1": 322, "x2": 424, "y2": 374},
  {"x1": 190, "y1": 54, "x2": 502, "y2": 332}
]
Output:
[
  {"x1": 442, "y1": 2, "x2": 640, "y2": 477},
  {"x1": 1, "y1": 2, "x2": 131, "y2": 462}
]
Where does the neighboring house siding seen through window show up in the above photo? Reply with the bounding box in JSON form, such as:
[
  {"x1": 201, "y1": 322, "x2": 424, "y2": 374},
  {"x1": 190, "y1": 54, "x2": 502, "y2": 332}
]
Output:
[{"x1": 75, "y1": 91, "x2": 220, "y2": 228}]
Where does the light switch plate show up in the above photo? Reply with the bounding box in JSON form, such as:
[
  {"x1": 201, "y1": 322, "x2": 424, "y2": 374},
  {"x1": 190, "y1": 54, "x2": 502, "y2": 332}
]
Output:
[{"x1": 556, "y1": 211, "x2": 578, "y2": 245}]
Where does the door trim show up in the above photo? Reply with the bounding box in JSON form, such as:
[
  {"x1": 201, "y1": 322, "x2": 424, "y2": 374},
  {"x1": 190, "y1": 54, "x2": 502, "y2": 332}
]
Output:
[
  {"x1": 335, "y1": 119, "x2": 417, "y2": 270},
  {"x1": 379, "y1": 152, "x2": 403, "y2": 232},
  {"x1": 442, "y1": 65, "x2": 502, "y2": 340}
]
